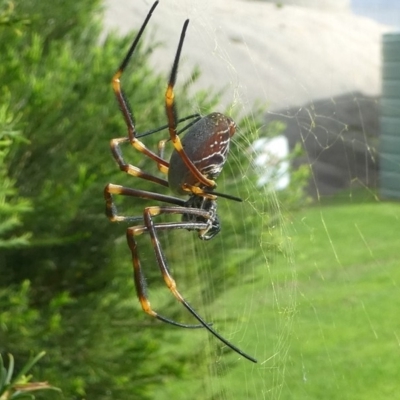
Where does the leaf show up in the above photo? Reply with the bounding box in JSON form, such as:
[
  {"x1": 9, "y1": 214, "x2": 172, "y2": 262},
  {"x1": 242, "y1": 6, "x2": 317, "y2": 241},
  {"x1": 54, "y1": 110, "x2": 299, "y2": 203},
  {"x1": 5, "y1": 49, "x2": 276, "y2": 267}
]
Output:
[
  {"x1": 10, "y1": 352, "x2": 45, "y2": 387},
  {"x1": 5, "y1": 354, "x2": 14, "y2": 385}
]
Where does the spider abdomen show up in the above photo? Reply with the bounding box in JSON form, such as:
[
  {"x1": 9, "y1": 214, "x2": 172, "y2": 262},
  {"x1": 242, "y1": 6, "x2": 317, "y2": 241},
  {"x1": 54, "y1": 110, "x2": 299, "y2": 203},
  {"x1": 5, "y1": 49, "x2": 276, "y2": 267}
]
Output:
[{"x1": 168, "y1": 112, "x2": 236, "y2": 194}]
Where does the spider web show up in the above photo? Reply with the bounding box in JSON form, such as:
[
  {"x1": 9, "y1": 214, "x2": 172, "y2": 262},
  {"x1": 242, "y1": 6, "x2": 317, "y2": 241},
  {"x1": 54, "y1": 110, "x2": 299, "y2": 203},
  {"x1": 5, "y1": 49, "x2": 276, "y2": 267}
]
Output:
[{"x1": 103, "y1": 1, "x2": 400, "y2": 399}]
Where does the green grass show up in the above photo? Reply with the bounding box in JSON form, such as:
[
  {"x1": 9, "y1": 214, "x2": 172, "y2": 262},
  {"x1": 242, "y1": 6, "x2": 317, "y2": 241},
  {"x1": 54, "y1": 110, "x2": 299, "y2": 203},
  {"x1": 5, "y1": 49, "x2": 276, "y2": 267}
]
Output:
[
  {"x1": 151, "y1": 193, "x2": 400, "y2": 399},
  {"x1": 282, "y1": 199, "x2": 400, "y2": 400}
]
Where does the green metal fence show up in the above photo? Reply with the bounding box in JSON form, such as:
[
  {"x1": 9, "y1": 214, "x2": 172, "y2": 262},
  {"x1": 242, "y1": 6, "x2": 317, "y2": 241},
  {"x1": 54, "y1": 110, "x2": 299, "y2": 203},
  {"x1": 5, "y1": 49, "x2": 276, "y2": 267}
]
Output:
[{"x1": 380, "y1": 32, "x2": 400, "y2": 199}]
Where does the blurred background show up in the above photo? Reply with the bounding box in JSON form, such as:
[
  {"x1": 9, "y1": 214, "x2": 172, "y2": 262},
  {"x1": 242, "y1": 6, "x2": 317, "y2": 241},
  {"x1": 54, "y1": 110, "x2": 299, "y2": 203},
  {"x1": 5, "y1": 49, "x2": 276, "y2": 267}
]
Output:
[{"x1": 1, "y1": 0, "x2": 399, "y2": 399}]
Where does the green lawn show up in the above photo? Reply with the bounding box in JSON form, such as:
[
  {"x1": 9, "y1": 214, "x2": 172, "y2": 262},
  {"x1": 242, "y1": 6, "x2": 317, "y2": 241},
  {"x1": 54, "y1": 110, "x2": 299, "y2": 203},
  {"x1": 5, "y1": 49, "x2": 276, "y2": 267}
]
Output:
[
  {"x1": 151, "y1": 194, "x2": 400, "y2": 399},
  {"x1": 281, "y1": 199, "x2": 400, "y2": 400}
]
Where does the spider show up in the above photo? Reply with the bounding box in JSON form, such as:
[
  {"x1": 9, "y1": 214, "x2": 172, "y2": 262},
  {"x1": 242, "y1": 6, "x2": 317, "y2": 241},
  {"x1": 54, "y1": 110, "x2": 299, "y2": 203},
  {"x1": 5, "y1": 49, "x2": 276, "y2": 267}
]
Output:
[{"x1": 104, "y1": 1, "x2": 257, "y2": 364}]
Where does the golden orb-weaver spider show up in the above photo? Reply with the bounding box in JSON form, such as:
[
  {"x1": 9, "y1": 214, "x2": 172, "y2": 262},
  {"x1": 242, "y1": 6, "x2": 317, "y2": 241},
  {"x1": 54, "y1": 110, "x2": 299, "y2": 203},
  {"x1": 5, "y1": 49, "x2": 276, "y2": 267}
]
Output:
[{"x1": 104, "y1": 1, "x2": 257, "y2": 363}]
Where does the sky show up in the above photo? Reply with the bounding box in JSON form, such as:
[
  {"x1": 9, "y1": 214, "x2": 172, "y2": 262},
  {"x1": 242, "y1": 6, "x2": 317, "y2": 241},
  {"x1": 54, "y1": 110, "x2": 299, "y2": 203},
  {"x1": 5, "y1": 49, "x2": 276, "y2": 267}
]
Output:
[{"x1": 351, "y1": 0, "x2": 400, "y2": 28}]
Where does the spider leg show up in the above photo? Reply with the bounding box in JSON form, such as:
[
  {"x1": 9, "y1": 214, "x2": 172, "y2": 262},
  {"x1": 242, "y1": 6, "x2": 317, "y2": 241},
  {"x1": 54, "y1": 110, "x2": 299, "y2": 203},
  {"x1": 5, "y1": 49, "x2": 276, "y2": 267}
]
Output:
[
  {"x1": 127, "y1": 221, "x2": 214, "y2": 329},
  {"x1": 164, "y1": 20, "x2": 217, "y2": 190},
  {"x1": 111, "y1": 1, "x2": 169, "y2": 171},
  {"x1": 158, "y1": 114, "x2": 202, "y2": 167},
  {"x1": 110, "y1": 113, "x2": 202, "y2": 183},
  {"x1": 104, "y1": 183, "x2": 185, "y2": 222},
  {"x1": 104, "y1": 184, "x2": 212, "y2": 329},
  {"x1": 109, "y1": 0, "x2": 174, "y2": 181},
  {"x1": 140, "y1": 205, "x2": 257, "y2": 363},
  {"x1": 136, "y1": 113, "x2": 201, "y2": 139},
  {"x1": 110, "y1": 138, "x2": 169, "y2": 186},
  {"x1": 109, "y1": 3, "x2": 208, "y2": 187},
  {"x1": 110, "y1": 14, "x2": 202, "y2": 182}
]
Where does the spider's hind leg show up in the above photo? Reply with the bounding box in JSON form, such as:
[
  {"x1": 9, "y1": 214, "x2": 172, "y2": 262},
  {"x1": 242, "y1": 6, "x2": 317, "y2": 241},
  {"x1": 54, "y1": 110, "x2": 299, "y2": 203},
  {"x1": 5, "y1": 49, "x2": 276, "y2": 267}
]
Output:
[
  {"x1": 127, "y1": 223, "x2": 211, "y2": 329},
  {"x1": 141, "y1": 206, "x2": 257, "y2": 363},
  {"x1": 104, "y1": 183, "x2": 211, "y2": 329}
]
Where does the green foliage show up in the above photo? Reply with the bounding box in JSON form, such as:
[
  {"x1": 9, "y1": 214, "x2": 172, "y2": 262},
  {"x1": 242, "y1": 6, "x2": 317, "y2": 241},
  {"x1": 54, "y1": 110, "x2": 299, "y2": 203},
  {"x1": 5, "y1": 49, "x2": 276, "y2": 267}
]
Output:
[
  {"x1": 0, "y1": 100, "x2": 32, "y2": 249},
  {"x1": 0, "y1": 281, "x2": 39, "y2": 350},
  {"x1": 1, "y1": 0, "x2": 173, "y2": 398},
  {"x1": 0, "y1": 352, "x2": 60, "y2": 400}
]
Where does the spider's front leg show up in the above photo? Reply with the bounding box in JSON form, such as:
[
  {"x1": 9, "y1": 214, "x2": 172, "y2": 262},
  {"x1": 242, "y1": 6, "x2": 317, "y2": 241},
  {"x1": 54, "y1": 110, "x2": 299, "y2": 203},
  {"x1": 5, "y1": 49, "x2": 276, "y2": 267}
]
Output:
[
  {"x1": 163, "y1": 19, "x2": 217, "y2": 191},
  {"x1": 108, "y1": 1, "x2": 172, "y2": 182},
  {"x1": 109, "y1": 137, "x2": 170, "y2": 187}
]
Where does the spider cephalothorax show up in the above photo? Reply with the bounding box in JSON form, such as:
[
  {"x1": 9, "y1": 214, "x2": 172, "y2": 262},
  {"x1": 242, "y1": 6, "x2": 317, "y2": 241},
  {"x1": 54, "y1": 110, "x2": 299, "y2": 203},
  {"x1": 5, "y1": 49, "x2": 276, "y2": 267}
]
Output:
[
  {"x1": 104, "y1": 0, "x2": 256, "y2": 363},
  {"x1": 182, "y1": 195, "x2": 220, "y2": 240}
]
